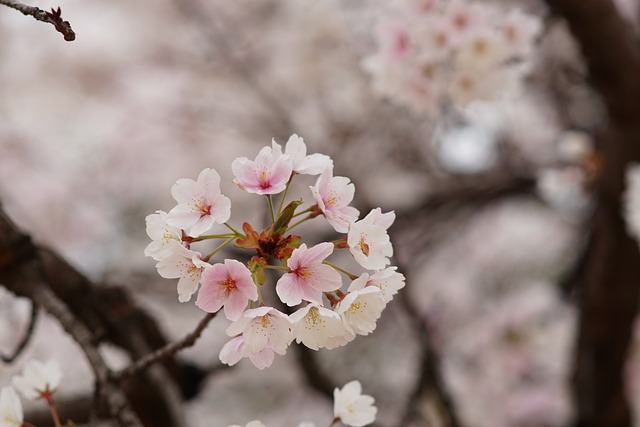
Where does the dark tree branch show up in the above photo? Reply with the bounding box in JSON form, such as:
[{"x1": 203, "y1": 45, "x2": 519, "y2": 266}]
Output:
[
  {"x1": 396, "y1": 286, "x2": 460, "y2": 427},
  {"x1": 114, "y1": 312, "x2": 217, "y2": 381},
  {"x1": 0, "y1": 0, "x2": 75, "y2": 41},
  {"x1": 0, "y1": 205, "x2": 213, "y2": 427},
  {"x1": 1, "y1": 300, "x2": 39, "y2": 364},
  {"x1": 543, "y1": 1, "x2": 640, "y2": 427}
]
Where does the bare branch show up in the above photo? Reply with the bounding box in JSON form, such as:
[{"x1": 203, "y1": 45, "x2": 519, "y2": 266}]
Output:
[
  {"x1": 1, "y1": 300, "x2": 39, "y2": 364},
  {"x1": 113, "y1": 312, "x2": 217, "y2": 381},
  {"x1": 0, "y1": 0, "x2": 75, "y2": 41}
]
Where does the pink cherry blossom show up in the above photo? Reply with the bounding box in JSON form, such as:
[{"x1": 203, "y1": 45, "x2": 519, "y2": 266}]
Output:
[
  {"x1": 168, "y1": 168, "x2": 231, "y2": 237},
  {"x1": 276, "y1": 242, "x2": 342, "y2": 306},
  {"x1": 196, "y1": 259, "x2": 258, "y2": 320},
  {"x1": 232, "y1": 144, "x2": 293, "y2": 195},
  {"x1": 310, "y1": 168, "x2": 359, "y2": 233},
  {"x1": 156, "y1": 242, "x2": 209, "y2": 303},
  {"x1": 226, "y1": 307, "x2": 293, "y2": 354}
]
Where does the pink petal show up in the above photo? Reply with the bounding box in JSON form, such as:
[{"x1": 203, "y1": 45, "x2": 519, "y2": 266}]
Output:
[{"x1": 276, "y1": 274, "x2": 306, "y2": 306}]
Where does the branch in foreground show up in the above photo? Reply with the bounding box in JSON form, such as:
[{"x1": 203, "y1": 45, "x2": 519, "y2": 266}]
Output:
[
  {"x1": 0, "y1": 0, "x2": 75, "y2": 41},
  {"x1": 0, "y1": 205, "x2": 203, "y2": 427},
  {"x1": 1, "y1": 300, "x2": 39, "y2": 363},
  {"x1": 113, "y1": 312, "x2": 217, "y2": 381}
]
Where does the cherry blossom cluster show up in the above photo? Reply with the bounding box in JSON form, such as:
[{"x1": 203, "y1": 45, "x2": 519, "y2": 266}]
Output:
[
  {"x1": 362, "y1": 0, "x2": 542, "y2": 115},
  {"x1": 229, "y1": 380, "x2": 376, "y2": 427},
  {"x1": 145, "y1": 135, "x2": 405, "y2": 369},
  {"x1": 0, "y1": 359, "x2": 63, "y2": 427}
]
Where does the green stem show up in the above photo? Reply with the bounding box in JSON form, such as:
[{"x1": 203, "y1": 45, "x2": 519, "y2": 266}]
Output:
[
  {"x1": 224, "y1": 222, "x2": 242, "y2": 236},
  {"x1": 277, "y1": 179, "x2": 293, "y2": 216},
  {"x1": 263, "y1": 264, "x2": 289, "y2": 272},
  {"x1": 323, "y1": 261, "x2": 358, "y2": 280},
  {"x1": 205, "y1": 236, "x2": 236, "y2": 260},
  {"x1": 287, "y1": 214, "x2": 314, "y2": 231},
  {"x1": 189, "y1": 233, "x2": 236, "y2": 242},
  {"x1": 267, "y1": 195, "x2": 276, "y2": 223},
  {"x1": 291, "y1": 206, "x2": 313, "y2": 218}
]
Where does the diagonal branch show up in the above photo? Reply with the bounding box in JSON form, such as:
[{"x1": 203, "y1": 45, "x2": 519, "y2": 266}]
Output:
[
  {"x1": 0, "y1": 0, "x2": 75, "y2": 41},
  {"x1": 113, "y1": 312, "x2": 217, "y2": 381}
]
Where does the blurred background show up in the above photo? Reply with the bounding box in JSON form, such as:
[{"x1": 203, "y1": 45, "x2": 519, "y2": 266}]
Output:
[{"x1": 0, "y1": 0, "x2": 638, "y2": 426}]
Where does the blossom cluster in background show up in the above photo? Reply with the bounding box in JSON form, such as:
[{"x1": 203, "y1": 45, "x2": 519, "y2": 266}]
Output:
[
  {"x1": 145, "y1": 135, "x2": 405, "y2": 369},
  {"x1": 363, "y1": 0, "x2": 542, "y2": 114}
]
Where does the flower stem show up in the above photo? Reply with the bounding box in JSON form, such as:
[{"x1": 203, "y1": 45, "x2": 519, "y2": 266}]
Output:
[
  {"x1": 188, "y1": 233, "x2": 236, "y2": 242},
  {"x1": 277, "y1": 179, "x2": 292, "y2": 216},
  {"x1": 44, "y1": 393, "x2": 62, "y2": 427},
  {"x1": 287, "y1": 214, "x2": 314, "y2": 231},
  {"x1": 263, "y1": 264, "x2": 289, "y2": 272},
  {"x1": 328, "y1": 417, "x2": 340, "y2": 427},
  {"x1": 291, "y1": 206, "x2": 313, "y2": 218},
  {"x1": 224, "y1": 222, "x2": 243, "y2": 237},
  {"x1": 267, "y1": 195, "x2": 276, "y2": 223},
  {"x1": 323, "y1": 261, "x2": 358, "y2": 280},
  {"x1": 205, "y1": 236, "x2": 236, "y2": 260}
]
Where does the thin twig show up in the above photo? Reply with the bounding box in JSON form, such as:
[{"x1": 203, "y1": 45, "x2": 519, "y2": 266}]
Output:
[
  {"x1": 113, "y1": 312, "x2": 217, "y2": 381},
  {"x1": 1, "y1": 300, "x2": 39, "y2": 363},
  {"x1": 0, "y1": 0, "x2": 75, "y2": 41}
]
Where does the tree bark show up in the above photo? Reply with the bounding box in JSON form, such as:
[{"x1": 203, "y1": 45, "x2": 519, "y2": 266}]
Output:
[{"x1": 543, "y1": 1, "x2": 640, "y2": 426}]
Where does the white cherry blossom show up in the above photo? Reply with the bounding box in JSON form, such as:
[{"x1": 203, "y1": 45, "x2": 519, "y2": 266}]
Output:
[
  {"x1": 219, "y1": 335, "x2": 284, "y2": 370},
  {"x1": 290, "y1": 303, "x2": 346, "y2": 350},
  {"x1": 281, "y1": 134, "x2": 333, "y2": 175},
  {"x1": 156, "y1": 242, "x2": 209, "y2": 303},
  {"x1": 368, "y1": 267, "x2": 406, "y2": 303},
  {"x1": 144, "y1": 210, "x2": 182, "y2": 261},
  {"x1": 168, "y1": 168, "x2": 231, "y2": 237},
  {"x1": 337, "y1": 279, "x2": 386, "y2": 336},
  {"x1": 226, "y1": 307, "x2": 293, "y2": 354},
  {"x1": 12, "y1": 359, "x2": 62, "y2": 401},
  {"x1": 0, "y1": 387, "x2": 23, "y2": 427},
  {"x1": 228, "y1": 421, "x2": 266, "y2": 427},
  {"x1": 348, "y1": 209, "x2": 394, "y2": 271},
  {"x1": 333, "y1": 380, "x2": 377, "y2": 427}
]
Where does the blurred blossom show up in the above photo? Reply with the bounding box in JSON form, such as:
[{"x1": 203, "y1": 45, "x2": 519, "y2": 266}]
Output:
[
  {"x1": 437, "y1": 124, "x2": 498, "y2": 174},
  {"x1": 557, "y1": 130, "x2": 594, "y2": 164},
  {"x1": 624, "y1": 163, "x2": 640, "y2": 244},
  {"x1": 537, "y1": 167, "x2": 593, "y2": 223}
]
